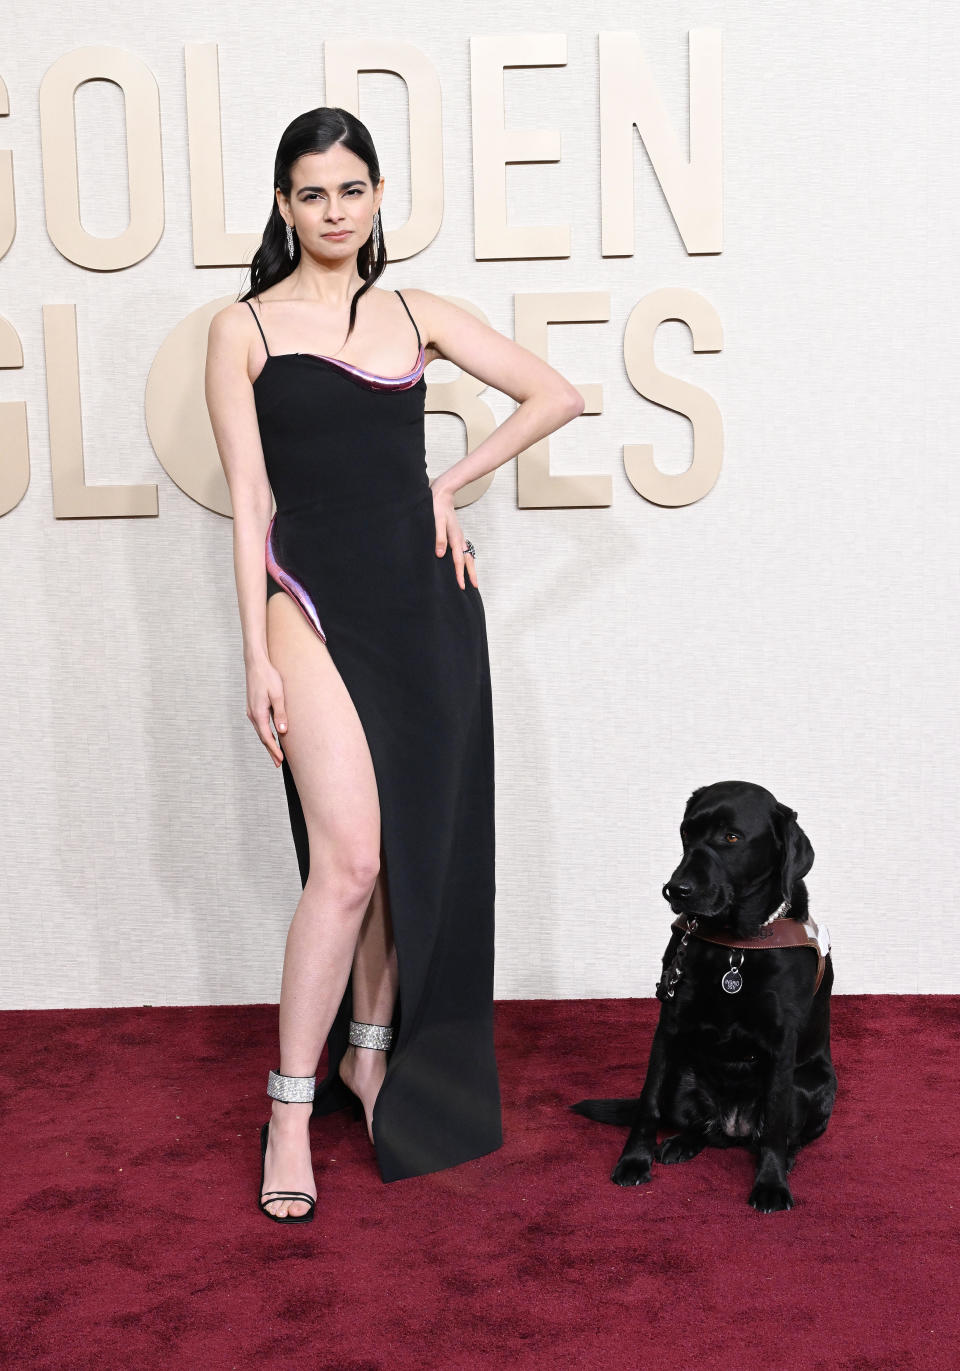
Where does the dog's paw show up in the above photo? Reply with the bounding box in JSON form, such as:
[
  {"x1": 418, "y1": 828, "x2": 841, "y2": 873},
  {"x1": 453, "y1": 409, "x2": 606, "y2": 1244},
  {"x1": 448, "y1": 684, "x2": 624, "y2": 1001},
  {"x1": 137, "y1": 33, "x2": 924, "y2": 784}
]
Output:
[
  {"x1": 655, "y1": 1134, "x2": 703, "y2": 1165},
  {"x1": 611, "y1": 1154, "x2": 652, "y2": 1187},
  {"x1": 748, "y1": 1180, "x2": 794, "y2": 1213}
]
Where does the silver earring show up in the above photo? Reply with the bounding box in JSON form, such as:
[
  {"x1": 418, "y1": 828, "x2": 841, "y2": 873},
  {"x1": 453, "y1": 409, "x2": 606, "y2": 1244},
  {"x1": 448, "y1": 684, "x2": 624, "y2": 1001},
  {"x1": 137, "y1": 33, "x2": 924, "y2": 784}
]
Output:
[
  {"x1": 285, "y1": 223, "x2": 295, "y2": 260},
  {"x1": 371, "y1": 211, "x2": 381, "y2": 256}
]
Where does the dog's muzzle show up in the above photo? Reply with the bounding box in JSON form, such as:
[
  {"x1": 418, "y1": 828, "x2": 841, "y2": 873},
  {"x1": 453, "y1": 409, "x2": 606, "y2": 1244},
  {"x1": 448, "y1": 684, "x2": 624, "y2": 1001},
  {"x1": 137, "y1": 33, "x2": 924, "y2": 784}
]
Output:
[{"x1": 661, "y1": 879, "x2": 732, "y2": 919}]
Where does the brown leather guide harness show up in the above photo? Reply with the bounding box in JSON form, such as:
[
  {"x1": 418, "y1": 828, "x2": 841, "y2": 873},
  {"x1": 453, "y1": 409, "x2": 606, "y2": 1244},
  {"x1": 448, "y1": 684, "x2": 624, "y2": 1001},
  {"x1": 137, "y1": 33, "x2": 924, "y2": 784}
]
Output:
[{"x1": 657, "y1": 913, "x2": 829, "y2": 1000}]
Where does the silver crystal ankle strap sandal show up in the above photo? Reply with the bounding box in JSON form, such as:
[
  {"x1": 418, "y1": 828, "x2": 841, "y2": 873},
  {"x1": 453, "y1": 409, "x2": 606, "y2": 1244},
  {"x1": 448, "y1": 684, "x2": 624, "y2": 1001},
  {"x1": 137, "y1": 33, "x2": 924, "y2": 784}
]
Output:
[
  {"x1": 348, "y1": 1019, "x2": 395, "y2": 1051},
  {"x1": 258, "y1": 1069, "x2": 317, "y2": 1224},
  {"x1": 266, "y1": 1068, "x2": 317, "y2": 1103},
  {"x1": 339, "y1": 1020, "x2": 395, "y2": 1133}
]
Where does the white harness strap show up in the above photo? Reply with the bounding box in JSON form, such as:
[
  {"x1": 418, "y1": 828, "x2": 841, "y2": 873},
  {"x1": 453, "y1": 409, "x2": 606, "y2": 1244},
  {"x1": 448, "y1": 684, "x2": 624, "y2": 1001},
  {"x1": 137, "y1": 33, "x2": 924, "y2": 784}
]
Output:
[{"x1": 803, "y1": 916, "x2": 831, "y2": 959}]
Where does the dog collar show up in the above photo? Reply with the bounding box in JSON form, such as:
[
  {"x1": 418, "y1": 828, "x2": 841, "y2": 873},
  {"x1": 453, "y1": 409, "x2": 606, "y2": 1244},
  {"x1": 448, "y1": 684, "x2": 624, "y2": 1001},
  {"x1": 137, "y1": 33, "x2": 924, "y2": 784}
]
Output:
[{"x1": 671, "y1": 907, "x2": 831, "y2": 996}]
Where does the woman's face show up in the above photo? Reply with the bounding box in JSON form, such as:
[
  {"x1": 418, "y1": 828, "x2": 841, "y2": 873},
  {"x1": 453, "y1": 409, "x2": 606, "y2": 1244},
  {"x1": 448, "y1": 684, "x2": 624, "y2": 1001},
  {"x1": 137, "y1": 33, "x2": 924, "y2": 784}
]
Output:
[{"x1": 278, "y1": 144, "x2": 383, "y2": 260}]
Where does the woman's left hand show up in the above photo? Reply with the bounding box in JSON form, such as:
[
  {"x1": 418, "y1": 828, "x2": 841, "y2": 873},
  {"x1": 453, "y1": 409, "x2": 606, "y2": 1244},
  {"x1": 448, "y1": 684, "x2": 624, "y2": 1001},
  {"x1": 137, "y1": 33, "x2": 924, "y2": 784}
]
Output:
[{"x1": 430, "y1": 480, "x2": 478, "y2": 590}]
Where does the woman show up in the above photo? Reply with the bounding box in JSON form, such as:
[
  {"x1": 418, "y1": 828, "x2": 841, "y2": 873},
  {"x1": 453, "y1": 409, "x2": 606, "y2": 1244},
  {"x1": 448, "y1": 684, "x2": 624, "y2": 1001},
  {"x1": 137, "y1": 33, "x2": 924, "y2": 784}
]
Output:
[{"x1": 205, "y1": 107, "x2": 583, "y2": 1223}]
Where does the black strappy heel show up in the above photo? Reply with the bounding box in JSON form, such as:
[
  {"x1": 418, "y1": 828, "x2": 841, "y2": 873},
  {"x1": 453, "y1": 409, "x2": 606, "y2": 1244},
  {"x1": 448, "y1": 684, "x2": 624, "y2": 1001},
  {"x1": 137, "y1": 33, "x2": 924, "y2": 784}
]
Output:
[{"x1": 258, "y1": 1069, "x2": 317, "y2": 1224}]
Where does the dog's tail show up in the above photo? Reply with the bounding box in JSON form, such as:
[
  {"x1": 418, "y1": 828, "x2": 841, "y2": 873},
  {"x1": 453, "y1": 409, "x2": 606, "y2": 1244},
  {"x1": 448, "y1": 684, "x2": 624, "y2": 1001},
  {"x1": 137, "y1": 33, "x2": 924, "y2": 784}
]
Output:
[{"x1": 569, "y1": 1096, "x2": 640, "y2": 1125}]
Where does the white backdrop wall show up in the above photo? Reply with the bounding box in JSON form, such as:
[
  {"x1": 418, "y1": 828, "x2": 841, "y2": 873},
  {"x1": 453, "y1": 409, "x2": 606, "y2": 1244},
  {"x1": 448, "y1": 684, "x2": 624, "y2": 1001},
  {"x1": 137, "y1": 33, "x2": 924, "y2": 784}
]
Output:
[{"x1": 1, "y1": 2, "x2": 957, "y2": 1008}]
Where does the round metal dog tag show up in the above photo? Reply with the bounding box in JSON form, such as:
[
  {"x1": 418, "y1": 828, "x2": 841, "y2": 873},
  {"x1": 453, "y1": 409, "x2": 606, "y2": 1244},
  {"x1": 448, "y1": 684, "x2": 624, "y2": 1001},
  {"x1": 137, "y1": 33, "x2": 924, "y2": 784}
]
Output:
[{"x1": 721, "y1": 966, "x2": 743, "y2": 994}]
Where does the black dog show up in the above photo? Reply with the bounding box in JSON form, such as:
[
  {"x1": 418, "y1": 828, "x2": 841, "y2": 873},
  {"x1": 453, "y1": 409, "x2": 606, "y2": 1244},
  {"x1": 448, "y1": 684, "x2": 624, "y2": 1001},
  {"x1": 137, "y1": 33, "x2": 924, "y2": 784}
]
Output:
[{"x1": 571, "y1": 780, "x2": 836, "y2": 1212}]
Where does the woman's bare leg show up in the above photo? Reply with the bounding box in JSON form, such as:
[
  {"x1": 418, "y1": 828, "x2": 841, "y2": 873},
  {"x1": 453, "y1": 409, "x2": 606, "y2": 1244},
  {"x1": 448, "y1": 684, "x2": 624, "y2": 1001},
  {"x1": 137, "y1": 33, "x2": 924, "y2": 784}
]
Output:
[
  {"x1": 339, "y1": 857, "x2": 400, "y2": 1141},
  {"x1": 261, "y1": 591, "x2": 382, "y2": 1218}
]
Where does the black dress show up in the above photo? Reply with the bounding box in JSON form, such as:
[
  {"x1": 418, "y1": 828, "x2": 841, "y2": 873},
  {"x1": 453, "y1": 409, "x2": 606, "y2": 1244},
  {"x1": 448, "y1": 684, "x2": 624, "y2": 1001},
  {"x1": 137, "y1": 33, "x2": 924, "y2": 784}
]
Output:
[{"x1": 246, "y1": 290, "x2": 502, "y2": 1182}]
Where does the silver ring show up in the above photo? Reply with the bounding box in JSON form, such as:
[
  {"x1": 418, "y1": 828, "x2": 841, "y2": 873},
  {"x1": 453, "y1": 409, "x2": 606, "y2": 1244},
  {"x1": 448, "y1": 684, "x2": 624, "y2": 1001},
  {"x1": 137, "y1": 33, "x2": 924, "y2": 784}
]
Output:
[{"x1": 463, "y1": 539, "x2": 476, "y2": 558}]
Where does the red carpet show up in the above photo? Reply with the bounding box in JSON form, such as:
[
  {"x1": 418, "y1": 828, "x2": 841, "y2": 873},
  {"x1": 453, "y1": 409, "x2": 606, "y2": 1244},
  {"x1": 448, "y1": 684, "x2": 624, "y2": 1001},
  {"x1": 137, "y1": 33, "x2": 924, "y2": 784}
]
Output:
[{"x1": 3, "y1": 995, "x2": 958, "y2": 1370}]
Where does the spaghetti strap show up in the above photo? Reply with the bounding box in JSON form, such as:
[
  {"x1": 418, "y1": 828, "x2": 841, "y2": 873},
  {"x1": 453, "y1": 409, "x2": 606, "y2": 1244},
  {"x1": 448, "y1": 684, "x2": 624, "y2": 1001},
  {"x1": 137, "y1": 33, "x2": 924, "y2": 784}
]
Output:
[
  {"x1": 394, "y1": 289, "x2": 422, "y2": 350},
  {"x1": 245, "y1": 299, "x2": 271, "y2": 356}
]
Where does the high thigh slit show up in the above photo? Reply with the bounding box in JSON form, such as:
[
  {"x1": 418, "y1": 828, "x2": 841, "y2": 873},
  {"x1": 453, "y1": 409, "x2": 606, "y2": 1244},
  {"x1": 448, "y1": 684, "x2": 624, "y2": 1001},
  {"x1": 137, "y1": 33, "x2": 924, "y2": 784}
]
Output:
[{"x1": 248, "y1": 290, "x2": 502, "y2": 1181}]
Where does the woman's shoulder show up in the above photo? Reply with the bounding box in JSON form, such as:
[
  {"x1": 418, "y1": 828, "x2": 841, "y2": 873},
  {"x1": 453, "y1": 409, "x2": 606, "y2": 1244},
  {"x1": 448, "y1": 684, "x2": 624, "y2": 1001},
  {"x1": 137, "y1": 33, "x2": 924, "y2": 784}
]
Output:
[
  {"x1": 386, "y1": 286, "x2": 441, "y2": 337},
  {"x1": 388, "y1": 285, "x2": 435, "y2": 307},
  {"x1": 208, "y1": 297, "x2": 260, "y2": 347},
  {"x1": 213, "y1": 294, "x2": 272, "y2": 323}
]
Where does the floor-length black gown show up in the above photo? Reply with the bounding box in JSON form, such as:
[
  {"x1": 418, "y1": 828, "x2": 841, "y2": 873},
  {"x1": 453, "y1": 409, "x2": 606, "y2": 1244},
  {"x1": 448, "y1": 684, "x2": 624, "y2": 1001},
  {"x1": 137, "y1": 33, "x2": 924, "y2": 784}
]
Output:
[{"x1": 246, "y1": 290, "x2": 502, "y2": 1182}]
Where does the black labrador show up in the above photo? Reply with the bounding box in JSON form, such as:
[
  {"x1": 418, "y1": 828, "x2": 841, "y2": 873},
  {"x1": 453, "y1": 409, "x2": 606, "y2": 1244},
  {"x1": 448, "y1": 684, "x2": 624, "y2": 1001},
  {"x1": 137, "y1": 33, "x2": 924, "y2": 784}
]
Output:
[{"x1": 571, "y1": 780, "x2": 836, "y2": 1212}]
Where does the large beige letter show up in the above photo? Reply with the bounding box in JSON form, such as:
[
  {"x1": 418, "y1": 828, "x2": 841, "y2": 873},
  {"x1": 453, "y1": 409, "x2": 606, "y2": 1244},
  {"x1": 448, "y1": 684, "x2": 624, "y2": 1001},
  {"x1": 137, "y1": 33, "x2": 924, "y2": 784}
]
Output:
[
  {"x1": 0, "y1": 75, "x2": 14, "y2": 262},
  {"x1": 515, "y1": 292, "x2": 611, "y2": 508},
  {"x1": 622, "y1": 288, "x2": 723, "y2": 507},
  {"x1": 185, "y1": 44, "x2": 261, "y2": 268},
  {"x1": 45, "y1": 305, "x2": 158, "y2": 518},
  {"x1": 326, "y1": 41, "x2": 443, "y2": 260},
  {"x1": 145, "y1": 297, "x2": 233, "y2": 517},
  {"x1": 471, "y1": 35, "x2": 569, "y2": 260},
  {"x1": 422, "y1": 298, "x2": 500, "y2": 508},
  {"x1": 39, "y1": 48, "x2": 163, "y2": 270},
  {"x1": 599, "y1": 29, "x2": 722, "y2": 256},
  {"x1": 0, "y1": 314, "x2": 28, "y2": 517}
]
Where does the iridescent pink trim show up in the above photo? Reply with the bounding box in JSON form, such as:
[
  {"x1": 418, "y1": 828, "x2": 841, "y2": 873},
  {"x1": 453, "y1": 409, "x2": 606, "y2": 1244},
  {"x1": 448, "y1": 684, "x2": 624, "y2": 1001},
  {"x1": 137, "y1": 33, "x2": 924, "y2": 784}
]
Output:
[
  {"x1": 253, "y1": 346, "x2": 426, "y2": 392},
  {"x1": 265, "y1": 515, "x2": 327, "y2": 643},
  {"x1": 302, "y1": 344, "x2": 425, "y2": 390}
]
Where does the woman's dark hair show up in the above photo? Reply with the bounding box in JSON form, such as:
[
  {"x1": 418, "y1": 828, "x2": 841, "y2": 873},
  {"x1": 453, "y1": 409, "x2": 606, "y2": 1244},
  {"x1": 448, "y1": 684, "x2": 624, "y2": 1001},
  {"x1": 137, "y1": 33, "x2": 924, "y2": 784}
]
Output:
[{"x1": 239, "y1": 107, "x2": 386, "y2": 343}]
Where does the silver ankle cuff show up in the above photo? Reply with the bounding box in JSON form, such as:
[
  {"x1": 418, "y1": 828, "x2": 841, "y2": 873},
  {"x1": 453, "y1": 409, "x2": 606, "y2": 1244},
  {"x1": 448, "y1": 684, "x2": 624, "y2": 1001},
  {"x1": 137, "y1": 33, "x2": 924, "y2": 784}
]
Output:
[
  {"x1": 267, "y1": 1069, "x2": 316, "y2": 1103},
  {"x1": 348, "y1": 1019, "x2": 394, "y2": 1051}
]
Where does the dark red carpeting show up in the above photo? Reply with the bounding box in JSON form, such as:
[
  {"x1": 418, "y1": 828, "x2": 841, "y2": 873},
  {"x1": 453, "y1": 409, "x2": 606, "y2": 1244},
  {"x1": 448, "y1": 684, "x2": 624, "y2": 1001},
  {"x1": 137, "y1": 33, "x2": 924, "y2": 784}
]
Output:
[{"x1": 3, "y1": 996, "x2": 958, "y2": 1370}]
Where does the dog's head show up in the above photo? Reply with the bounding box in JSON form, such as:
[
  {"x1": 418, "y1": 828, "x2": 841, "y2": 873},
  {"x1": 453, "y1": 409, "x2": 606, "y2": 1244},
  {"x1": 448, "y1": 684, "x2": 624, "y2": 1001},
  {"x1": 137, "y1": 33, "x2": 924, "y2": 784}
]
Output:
[{"x1": 662, "y1": 780, "x2": 814, "y2": 925}]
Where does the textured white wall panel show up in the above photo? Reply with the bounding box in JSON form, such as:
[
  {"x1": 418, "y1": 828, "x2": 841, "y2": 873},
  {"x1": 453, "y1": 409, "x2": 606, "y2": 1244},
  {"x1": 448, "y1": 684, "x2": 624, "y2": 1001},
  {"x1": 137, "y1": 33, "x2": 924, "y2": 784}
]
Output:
[{"x1": 0, "y1": 2, "x2": 957, "y2": 1006}]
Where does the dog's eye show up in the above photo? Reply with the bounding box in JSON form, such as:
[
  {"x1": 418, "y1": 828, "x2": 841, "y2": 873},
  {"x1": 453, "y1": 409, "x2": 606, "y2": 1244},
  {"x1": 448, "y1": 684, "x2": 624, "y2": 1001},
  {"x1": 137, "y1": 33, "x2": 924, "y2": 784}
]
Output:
[{"x1": 724, "y1": 832, "x2": 741, "y2": 843}]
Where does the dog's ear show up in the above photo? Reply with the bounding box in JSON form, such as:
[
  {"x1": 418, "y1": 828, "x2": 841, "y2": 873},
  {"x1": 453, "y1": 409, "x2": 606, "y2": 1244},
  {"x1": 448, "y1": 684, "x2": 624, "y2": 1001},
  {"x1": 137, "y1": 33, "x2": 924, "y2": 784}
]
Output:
[{"x1": 773, "y1": 802, "x2": 814, "y2": 904}]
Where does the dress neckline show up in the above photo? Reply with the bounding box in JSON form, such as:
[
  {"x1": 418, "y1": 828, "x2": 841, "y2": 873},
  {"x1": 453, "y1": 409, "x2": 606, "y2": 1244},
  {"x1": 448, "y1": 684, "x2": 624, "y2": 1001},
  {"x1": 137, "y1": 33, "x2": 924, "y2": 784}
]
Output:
[{"x1": 254, "y1": 345, "x2": 425, "y2": 387}]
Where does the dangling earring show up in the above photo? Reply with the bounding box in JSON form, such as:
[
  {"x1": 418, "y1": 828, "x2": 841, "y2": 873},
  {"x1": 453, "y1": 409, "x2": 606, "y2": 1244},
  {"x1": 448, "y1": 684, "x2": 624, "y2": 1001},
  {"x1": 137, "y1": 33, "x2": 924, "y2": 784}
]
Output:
[
  {"x1": 285, "y1": 222, "x2": 295, "y2": 260},
  {"x1": 371, "y1": 210, "x2": 381, "y2": 257}
]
